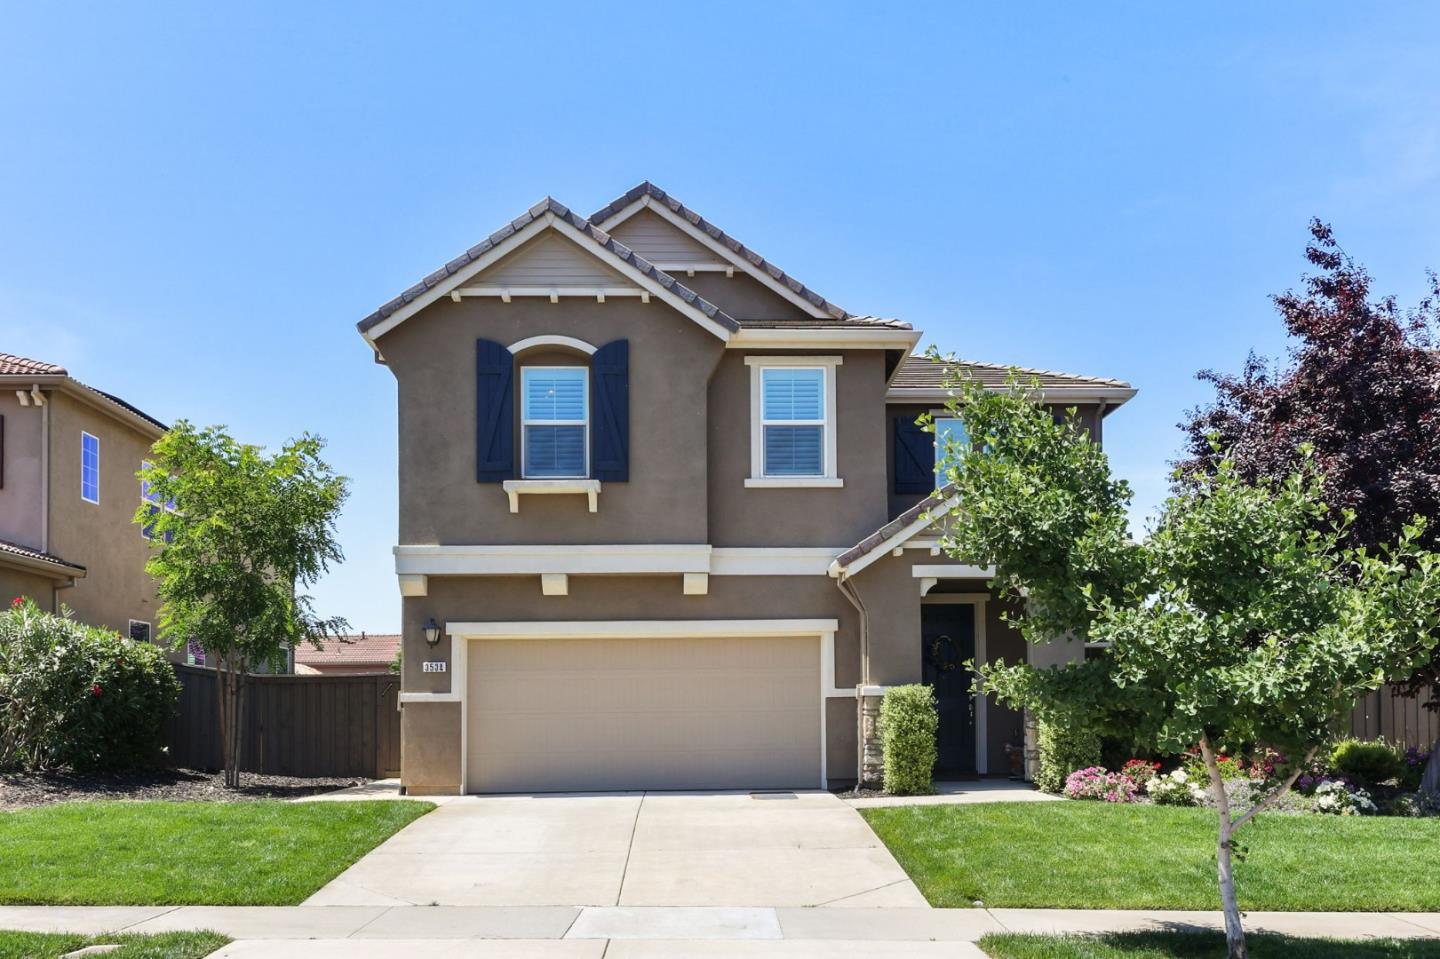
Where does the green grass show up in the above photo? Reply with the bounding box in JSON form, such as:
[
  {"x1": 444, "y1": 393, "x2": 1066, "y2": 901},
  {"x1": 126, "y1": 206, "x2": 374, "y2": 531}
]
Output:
[
  {"x1": 860, "y1": 801, "x2": 1440, "y2": 911},
  {"x1": 0, "y1": 800, "x2": 432, "y2": 905},
  {"x1": 978, "y1": 932, "x2": 1440, "y2": 959},
  {"x1": 0, "y1": 930, "x2": 229, "y2": 959}
]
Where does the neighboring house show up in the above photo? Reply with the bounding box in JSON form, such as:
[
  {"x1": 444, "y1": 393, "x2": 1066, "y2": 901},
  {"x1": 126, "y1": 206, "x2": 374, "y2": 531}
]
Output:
[
  {"x1": 358, "y1": 183, "x2": 1135, "y2": 795},
  {"x1": 295, "y1": 633, "x2": 402, "y2": 675},
  {"x1": 0, "y1": 353, "x2": 167, "y2": 641}
]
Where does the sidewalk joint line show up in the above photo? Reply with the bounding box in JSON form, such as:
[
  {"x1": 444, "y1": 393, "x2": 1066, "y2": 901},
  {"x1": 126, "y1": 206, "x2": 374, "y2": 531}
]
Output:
[
  {"x1": 812, "y1": 877, "x2": 908, "y2": 907},
  {"x1": 560, "y1": 906, "x2": 584, "y2": 939},
  {"x1": 985, "y1": 907, "x2": 1011, "y2": 931},
  {"x1": 345, "y1": 905, "x2": 392, "y2": 938},
  {"x1": 116, "y1": 905, "x2": 179, "y2": 931},
  {"x1": 614, "y1": 791, "x2": 645, "y2": 906}
]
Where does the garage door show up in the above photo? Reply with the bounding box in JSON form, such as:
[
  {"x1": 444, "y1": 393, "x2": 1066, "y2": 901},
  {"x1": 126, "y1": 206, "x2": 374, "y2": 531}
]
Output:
[{"x1": 466, "y1": 635, "x2": 821, "y2": 793}]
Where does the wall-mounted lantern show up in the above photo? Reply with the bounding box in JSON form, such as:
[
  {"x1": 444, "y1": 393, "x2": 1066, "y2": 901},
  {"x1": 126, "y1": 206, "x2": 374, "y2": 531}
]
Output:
[{"x1": 422, "y1": 618, "x2": 441, "y2": 647}]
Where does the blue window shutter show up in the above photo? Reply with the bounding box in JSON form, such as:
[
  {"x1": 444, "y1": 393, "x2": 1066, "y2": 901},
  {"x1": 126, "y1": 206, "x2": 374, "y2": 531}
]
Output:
[
  {"x1": 475, "y1": 339, "x2": 514, "y2": 482},
  {"x1": 591, "y1": 339, "x2": 629, "y2": 482},
  {"x1": 893, "y1": 414, "x2": 933, "y2": 493}
]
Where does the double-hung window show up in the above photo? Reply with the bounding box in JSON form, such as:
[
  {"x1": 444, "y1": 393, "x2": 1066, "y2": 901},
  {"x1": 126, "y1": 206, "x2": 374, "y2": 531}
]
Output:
[
  {"x1": 746, "y1": 356, "x2": 842, "y2": 486},
  {"x1": 81, "y1": 432, "x2": 99, "y2": 503},
  {"x1": 934, "y1": 417, "x2": 969, "y2": 482},
  {"x1": 140, "y1": 461, "x2": 176, "y2": 542},
  {"x1": 522, "y1": 366, "x2": 589, "y2": 478}
]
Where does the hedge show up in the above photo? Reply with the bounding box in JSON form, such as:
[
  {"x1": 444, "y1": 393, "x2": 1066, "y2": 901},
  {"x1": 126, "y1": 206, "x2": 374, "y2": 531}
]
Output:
[
  {"x1": 1034, "y1": 718, "x2": 1101, "y2": 794},
  {"x1": 880, "y1": 684, "x2": 938, "y2": 795},
  {"x1": 0, "y1": 598, "x2": 179, "y2": 771}
]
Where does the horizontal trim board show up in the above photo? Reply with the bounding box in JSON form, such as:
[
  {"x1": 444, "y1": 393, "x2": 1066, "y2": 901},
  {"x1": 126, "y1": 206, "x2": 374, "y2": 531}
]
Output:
[
  {"x1": 395, "y1": 544, "x2": 854, "y2": 578},
  {"x1": 910, "y1": 564, "x2": 995, "y2": 579},
  {"x1": 447, "y1": 619, "x2": 840, "y2": 640},
  {"x1": 730, "y1": 329, "x2": 920, "y2": 351},
  {"x1": 710, "y1": 547, "x2": 845, "y2": 576},
  {"x1": 887, "y1": 387, "x2": 1137, "y2": 403}
]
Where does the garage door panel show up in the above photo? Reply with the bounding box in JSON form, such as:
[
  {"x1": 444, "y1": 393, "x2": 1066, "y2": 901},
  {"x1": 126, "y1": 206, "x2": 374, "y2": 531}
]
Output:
[{"x1": 467, "y1": 635, "x2": 822, "y2": 793}]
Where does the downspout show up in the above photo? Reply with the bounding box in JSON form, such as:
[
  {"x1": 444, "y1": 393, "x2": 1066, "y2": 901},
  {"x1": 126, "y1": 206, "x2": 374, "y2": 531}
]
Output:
[
  {"x1": 833, "y1": 569, "x2": 871, "y2": 787},
  {"x1": 53, "y1": 576, "x2": 77, "y2": 615}
]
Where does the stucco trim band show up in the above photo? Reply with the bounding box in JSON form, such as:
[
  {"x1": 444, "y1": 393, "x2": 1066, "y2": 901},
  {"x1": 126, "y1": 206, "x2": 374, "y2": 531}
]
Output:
[{"x1": 395, "y1": 544, "x2": 850, "y2": 578}]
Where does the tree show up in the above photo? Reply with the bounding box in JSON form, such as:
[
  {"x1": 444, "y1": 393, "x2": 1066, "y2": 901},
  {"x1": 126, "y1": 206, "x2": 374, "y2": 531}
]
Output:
[
  {"x1": 136, "y1": 422, "x2": 349, "y2": 788},
  {"x1": 1178, "y1": 219, "x2": 1440, "y2": 708},
  {"x1": 927, "y1": 371, "x2": 1440, "y2": 959}
]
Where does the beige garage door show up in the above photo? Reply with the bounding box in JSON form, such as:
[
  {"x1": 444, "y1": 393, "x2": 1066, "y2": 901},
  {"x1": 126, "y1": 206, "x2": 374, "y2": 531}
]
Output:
[{"x1": 466, "y1": 635, "x2": 821, "y2": 793}]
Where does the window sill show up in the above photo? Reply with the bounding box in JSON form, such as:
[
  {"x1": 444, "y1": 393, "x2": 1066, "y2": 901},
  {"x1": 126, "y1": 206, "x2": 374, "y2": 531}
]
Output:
[
  {"x1": 744, "y1": 477, "x2": 845, "y2": 489},
  {"x1": 502, "y1": 479, "x2": 601, "y2": 513}
]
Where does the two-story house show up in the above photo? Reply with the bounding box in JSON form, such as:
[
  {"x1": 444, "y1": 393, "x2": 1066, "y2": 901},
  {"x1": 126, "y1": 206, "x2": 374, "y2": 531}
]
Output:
[
  {"x1": 359, "y1": 184, "x2": 1134, "y2": 795},
  {"x1": 0, "y1": 353, "x2": 168, "y2": 642}
]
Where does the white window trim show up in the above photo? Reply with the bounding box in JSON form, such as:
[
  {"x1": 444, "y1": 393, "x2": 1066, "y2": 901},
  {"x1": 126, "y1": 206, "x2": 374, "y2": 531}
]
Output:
[
  {"x1": 744, "y1": 356, "x2": 842, "y2": 487},
  {"x1": 932, "y1": 410, "x2": 967, "y2": 488},
  {"x1": 80, "y1": 431, "x2": 99, "y2": 504},
  {"x1": 520, "y1": 365, "x2": 590, "y2": 480}
]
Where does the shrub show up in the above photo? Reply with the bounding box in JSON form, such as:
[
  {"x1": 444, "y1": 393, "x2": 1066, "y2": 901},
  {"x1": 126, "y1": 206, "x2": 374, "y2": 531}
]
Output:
[
  {"x1": 1034, "y1": 719, "x2": 1101, "y2": 794},
  {"x1": 1330, "y1": 738, "x2": 1407, "y2": 788},
  {"x1": 1312, "y1": 779, "x2": 1376, "y2": 815},
  {"x1": 0, "y1": 598, "x2": 180, "y2": 771},
  {"x1": 1184, "y1": 750, "x2": 1248, "y2": 782},
  {"x1": 1121, "y1": 759, "x2": 1160, "y2": 788},
  {"x1": 1063, "y1": 766, "x2": 1138, "y2": 802},
  {"x1": 1148, "y1": 769, "x2": 1207, "y2": 806},
  {"x1": 1402, "y1": 746, "x2": 1432, "y2": 791},
  {"x1": 879, "y1": 684, "x2": 937, "y2": 795}
]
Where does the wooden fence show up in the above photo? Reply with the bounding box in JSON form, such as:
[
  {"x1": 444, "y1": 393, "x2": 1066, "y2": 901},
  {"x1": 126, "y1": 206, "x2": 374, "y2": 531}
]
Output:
[
  {"x1": 1348, "y1": 684, "x2": 1438, "y2": 751},
  {"x1": 163, "y1": 665, "x2": 401, "y2": 778}
]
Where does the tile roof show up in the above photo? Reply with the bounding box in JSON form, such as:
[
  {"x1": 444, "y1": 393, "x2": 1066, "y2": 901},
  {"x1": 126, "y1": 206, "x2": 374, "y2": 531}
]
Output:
[
  {"x1": 590, "y1": 182, "x2": 854, "y2": 322},
  {"x1": 0, "y1": 352, "x2": 168, "y2": 433},
  {"x1": 833, "y1": 486, "x2": 955, "y2": 572},
  {"x1": 890, "y1": 354, "x2": 1133, "y2": 392},
  {"x1": 356, "y1": 198, "x2": 740, "y2": 336},
  {"x1": 296, "y1": 633, "x2": 401, "y2": 667},
  {"x1": 0, "y1": 537, "x2": 86, "y2": 573},
  {"x1": 736, "y1": 316, "x2": 912, "y2": 330},
  {"x1": 0, "y1": 353, "x2": 66, "y2": 375}
]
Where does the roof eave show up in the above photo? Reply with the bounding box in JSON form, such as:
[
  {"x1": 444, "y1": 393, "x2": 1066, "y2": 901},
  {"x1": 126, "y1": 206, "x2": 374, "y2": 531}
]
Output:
[
  {"x1": 886, "y1": 386, "x2": 1138, "y2": 406},
  {"x1": 0, "y1": 376, "x2": 167, "y2": 440},
  {"x1": 0, "y1": 548, "x2": 87, "y2": 581}
]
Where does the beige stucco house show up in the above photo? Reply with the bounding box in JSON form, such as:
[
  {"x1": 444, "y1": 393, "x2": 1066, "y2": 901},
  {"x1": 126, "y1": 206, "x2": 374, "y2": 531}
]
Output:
[
  {"x1": 0, "y1": 353, "x2": 167, "y2": 641},
  {"x1": 359, "y1": 183, "x2": 1135, "y2": 795}
]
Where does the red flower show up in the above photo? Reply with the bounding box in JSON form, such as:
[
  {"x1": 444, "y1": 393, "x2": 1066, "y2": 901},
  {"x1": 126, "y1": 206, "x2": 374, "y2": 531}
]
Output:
[
  {"x1": 90, "y1": 684, "x2": 103, "y2": 697},
  {"x1": 10, "y1": 596, "x2": 23, "y2": 608}
]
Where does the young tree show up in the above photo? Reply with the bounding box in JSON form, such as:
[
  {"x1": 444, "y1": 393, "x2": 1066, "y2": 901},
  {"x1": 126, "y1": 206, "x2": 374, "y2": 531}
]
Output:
[
  {"x1": 928, "y1": 371, "x2": 1440, "y2": 959},
  {"x1": 1178, "y1": 220, "x2": 1440, "y2": 710},
  {"x1": 136, "y1": 422, "x2": 349, "y2": 788}
]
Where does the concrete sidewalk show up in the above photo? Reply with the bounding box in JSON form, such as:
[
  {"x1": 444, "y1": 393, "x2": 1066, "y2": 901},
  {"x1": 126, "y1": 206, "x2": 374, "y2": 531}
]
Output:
[{"x1": 2, "y1": 905, "x2": 1437, "y2": 947}]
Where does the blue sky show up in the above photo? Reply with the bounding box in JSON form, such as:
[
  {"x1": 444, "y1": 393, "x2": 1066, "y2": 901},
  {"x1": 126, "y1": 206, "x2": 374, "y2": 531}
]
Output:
[{"x1": 3, "y1": 3, "x2": 1438, "y2": 632}]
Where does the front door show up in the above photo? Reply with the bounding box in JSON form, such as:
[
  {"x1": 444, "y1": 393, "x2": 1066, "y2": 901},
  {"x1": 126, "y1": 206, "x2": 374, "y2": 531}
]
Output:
[{"x1": 921, "y1": 603, "x2": 977, "y2": 776}]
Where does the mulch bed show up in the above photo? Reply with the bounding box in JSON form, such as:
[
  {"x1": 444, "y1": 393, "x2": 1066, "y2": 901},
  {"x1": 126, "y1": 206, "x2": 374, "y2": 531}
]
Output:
[{"x1": 0, "y1": 768, "x2": 367, "y2": 811}]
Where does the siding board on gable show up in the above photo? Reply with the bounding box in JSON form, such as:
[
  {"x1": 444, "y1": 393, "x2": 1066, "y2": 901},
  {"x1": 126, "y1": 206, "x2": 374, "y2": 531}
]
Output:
[
  {"x1": 478, "y1": 234, "x2": 634, "y2": 288},
  {"x1": 608, "y1": 209, "x2": 718, "y2": 265}
]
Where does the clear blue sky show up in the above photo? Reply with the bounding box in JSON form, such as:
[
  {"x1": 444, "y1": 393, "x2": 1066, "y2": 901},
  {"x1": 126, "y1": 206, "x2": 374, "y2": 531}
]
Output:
[{"x1": 3, "y1": 3, "x2": 1437, "y2": 633}]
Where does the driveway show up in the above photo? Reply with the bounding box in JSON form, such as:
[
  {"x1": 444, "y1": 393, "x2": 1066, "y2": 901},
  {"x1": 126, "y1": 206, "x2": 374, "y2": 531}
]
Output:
[{"x1": 306, "y1": 790, "x2": 926, "y2": 908}]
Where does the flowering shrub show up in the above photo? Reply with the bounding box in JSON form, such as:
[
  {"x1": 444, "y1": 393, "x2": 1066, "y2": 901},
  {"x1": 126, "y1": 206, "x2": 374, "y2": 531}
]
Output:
[
  {"x1": 1388, "y1": 791, "x2": 1440, "y2": 818},
  {"x1": 1148, "y1": 769, "x2": 1208, "y2": 806},
  {"x1": 1121, "y1": 759, "x2": 1160, "y2": 788},
  {"x1": 1184, "y1": 750, "x2": 1248, "y2": 782},
  {"x1": 1312, "y1": 780, "x2": 1376, "y2": 816},
  {"x1": 1063, "y1": 766, "x2": 1139, "y2": 802},
  {"x1": 1402, "y1": 746, "x2": 1433, "y2": 791},
  {"x1": 0, "y1": 598, "x2": 179, "y2": 771}
]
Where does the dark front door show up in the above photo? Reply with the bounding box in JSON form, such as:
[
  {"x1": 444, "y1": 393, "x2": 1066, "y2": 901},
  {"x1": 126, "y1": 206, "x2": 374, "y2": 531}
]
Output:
[{"x1": 921, "y1": 603, "x2": 977, "y2": 776}]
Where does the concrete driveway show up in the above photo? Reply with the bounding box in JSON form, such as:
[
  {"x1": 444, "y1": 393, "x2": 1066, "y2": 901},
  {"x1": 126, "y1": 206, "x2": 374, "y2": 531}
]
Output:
[{"x1": 306, "y1": 790, "x2": 926, "y2": 908}]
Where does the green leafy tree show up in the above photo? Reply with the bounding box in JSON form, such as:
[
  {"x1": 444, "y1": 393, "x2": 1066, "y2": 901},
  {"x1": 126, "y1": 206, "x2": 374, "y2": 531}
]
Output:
[
  {"x1": 136, "y1": 422, "x2": 349, "y2": 787},
  {"x1": 926, "y1": 367, "x2": 1440, "y2": 959}
]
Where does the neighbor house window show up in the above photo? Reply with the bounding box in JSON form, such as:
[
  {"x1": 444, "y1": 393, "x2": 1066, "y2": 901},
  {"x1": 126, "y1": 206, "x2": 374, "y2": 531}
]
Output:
[
  {"x1": 128, "y1": 620, "x2": 152, "y2": 644},
  {"x1": 521, "y1": 366, "x2": 588, "y2": 478},
  {"x1": 745, "y1": 356, "x2": 842, "y2": 486},
  {"x1": 140, "y1": 461, "x2": 176, "y2": 542},
  {"x1": 934, "y1": 417, "x2": 969, "y2": 482},
  {"x1": 81, "y1": 432, "x2": 99, "y2": 503}
]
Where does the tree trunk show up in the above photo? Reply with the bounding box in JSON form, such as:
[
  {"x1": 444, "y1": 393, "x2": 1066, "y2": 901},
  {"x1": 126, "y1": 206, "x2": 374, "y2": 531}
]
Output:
[
  {"x1": 1200, "y1": 736, "x2": 1247, "y2": 959},
  {"x1": 1423, "y1": 738, "x2": 1440, "y2": 799}
]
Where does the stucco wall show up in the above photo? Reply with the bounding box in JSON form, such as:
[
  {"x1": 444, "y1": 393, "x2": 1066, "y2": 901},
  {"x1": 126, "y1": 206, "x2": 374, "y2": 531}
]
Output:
[
  {"x1": 707, "y1": 350, "x2": 891, "y2": 547},
  {"x1": 45, "y1": 391, "x2": 161, "y2": 635},
  {"x1": 379, "y1": 296, "x2": 724, "y2": 546},
  {"x1": 0, "y1": 391, "x2": 46, "y2": 550},
  {"x1": 401, "y1": 701, "x2": 462, "y2": 795},
  {"x1": 0, "y1": 567, "x2": 59, "y2": 612}
]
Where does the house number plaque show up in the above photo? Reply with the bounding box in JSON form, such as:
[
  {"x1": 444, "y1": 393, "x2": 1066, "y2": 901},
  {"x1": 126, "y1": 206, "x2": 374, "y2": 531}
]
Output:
[{"x1": 422, "y1": 661, "x2": 447, "y2": 673}]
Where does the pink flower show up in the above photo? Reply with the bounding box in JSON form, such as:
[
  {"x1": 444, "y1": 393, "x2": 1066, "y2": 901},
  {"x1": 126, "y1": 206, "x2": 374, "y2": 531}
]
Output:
[{"x1": 90, "y1": 684, "x2": 103, "y2": 697}]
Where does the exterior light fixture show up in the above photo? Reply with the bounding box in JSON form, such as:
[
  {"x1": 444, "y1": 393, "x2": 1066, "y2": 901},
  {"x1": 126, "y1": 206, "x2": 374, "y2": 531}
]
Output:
[{"x1": 422, "y1": 618, "x2": 441, "y2": 647}]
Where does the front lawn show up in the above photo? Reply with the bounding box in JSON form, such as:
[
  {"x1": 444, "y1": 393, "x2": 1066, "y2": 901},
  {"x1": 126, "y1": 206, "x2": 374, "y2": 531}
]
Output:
[
  {"x1": 979, "y1": 932, "x2": 1440, "y2": 958},
  {"x1": 860, "y1": 801, "x2": 1440, "y2": 910},
  {"x1": 0, "y1": 800, "x2": 431, "y2": 905},
  {"x1": 0, "y1": 930, "x2": 229, "y2": 959}
]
